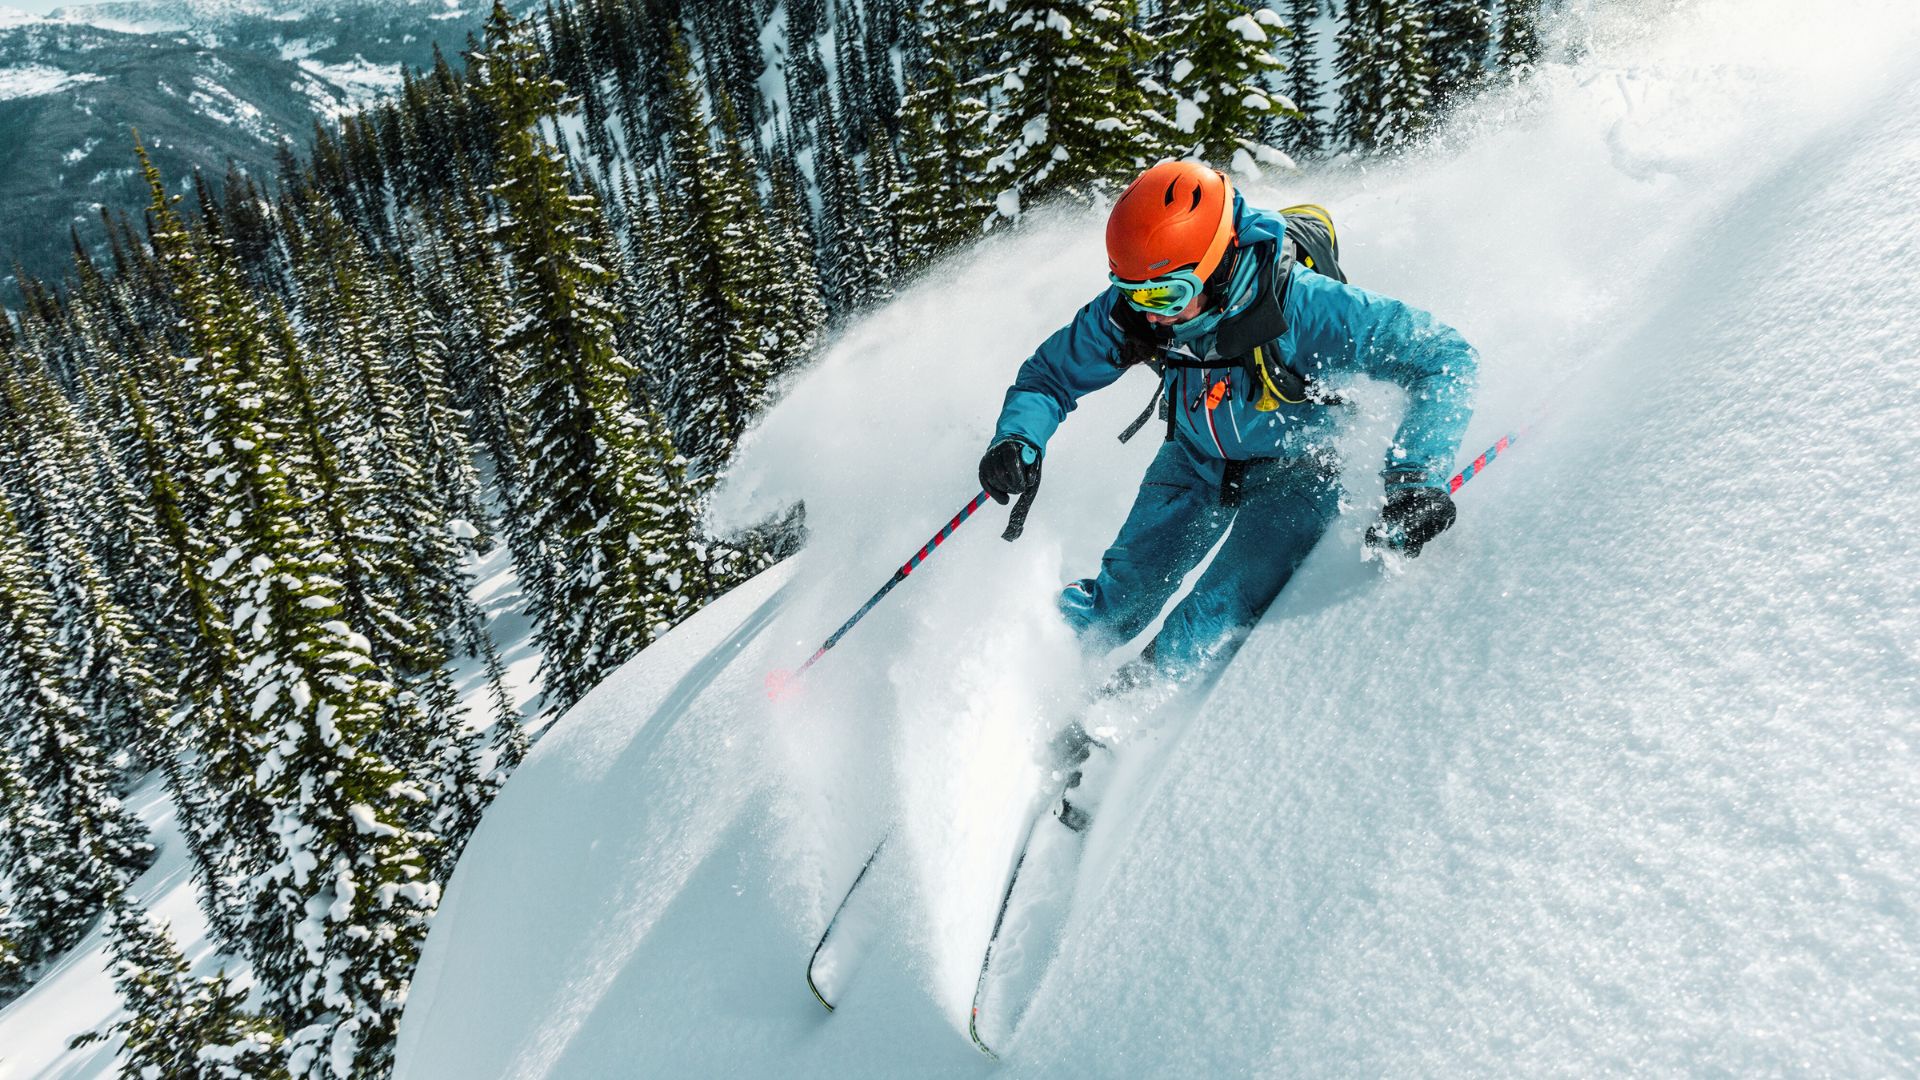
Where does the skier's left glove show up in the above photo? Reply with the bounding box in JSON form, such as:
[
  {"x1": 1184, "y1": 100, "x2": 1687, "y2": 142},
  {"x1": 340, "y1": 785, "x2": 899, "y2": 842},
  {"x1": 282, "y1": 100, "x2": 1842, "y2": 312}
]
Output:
[{"x1": 1365, "y1": 486, "x2": 1456, "y2": 558}]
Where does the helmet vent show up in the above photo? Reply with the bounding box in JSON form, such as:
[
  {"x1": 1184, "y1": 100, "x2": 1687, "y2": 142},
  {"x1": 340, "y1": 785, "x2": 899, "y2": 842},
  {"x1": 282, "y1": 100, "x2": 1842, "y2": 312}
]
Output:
[
  {"x1": 1162, "y1": 179, "x2": 1179, "y2": 205},
  {"x1": 1189, "y1": 187, "x2": 1202, "y2": 213}
]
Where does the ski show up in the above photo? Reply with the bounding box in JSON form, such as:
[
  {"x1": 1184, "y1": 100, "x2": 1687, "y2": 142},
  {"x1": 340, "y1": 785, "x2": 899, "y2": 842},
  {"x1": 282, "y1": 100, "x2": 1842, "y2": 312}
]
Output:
[
  {"x1": 967, "y1": 795, "x2": 1056, "y2": 1058},
  {"x1": 806, "y1": 833, "x2": 890, "y2": 1012},
  {"x1": 968, "y1": 737, "x2": 1113, "y2": 1058}
]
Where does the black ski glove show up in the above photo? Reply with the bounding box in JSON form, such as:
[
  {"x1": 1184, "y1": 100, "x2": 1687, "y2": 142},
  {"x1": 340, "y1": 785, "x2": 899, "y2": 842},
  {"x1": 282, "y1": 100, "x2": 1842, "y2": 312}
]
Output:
[
  {"x1": 979, "y1": 437, "x2": 1041, "y2": 504},
  {"x1": 979, "y1": 437, "x2": 1042, "y2": 541},
  {"x1": 1365, "y1": 486, "x2": 1457, "y2": 558}
]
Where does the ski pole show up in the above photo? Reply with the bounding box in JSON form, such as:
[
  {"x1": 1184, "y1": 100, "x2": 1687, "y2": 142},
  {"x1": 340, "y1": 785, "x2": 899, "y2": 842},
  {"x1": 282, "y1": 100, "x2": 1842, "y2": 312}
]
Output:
[
  {"x1": 767, "y1": 489, "x2": 994, "y2": 698},
  {"x1": 1447, "y1": 428, "x2": 1526, "y2": 493}
]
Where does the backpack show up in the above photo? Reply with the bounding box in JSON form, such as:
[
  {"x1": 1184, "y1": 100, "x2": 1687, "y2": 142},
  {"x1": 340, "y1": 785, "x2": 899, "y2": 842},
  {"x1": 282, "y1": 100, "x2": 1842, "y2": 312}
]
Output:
[{"x1": 1116, "y1": 204, "x2": 1347, "y2": 444}]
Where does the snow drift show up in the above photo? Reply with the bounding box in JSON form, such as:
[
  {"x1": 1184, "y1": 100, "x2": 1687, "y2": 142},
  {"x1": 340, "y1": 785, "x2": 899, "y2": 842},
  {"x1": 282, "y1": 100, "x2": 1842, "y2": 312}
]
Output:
[{"x1": 394, "y1": 2, "x2": 1920, "y2": 1075}]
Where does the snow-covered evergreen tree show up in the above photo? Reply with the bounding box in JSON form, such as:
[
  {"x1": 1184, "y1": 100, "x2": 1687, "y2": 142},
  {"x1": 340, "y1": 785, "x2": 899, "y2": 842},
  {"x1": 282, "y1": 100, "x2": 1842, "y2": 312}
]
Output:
[
  {"x1": 957, "y1": 0, "x2": 1158, "y2": 226},
  {"x1": 114, "y1": 351, "x2": 253, "y2": 946},
  {"x1": 86, "y1": 897, "x2": 288, "y2": 1079},
  {"x1": 1148, "y1": 0, "x2": 1298, "y2": 172},
  {"x1": 1498, "y1": 0, "x2": 1542, "y2": 70},
  {"x1": 0, "y1": 897, "x2": 23, "y2": 999},
  {"x1": 138, "y1": 144, "x2": 437, "y2": 1079},
  {"x1": 817, "y1": 100, "x2": 894, "y2": 312},
  {"x1": 1427, "y1": 0, "x2": 1492, "y2": 111},
  {"x1": 1335, "y1": 0, "x2": 1436, "y2": 153},
  {"x1": 472, "y1": 1, "x2": 707, "y2": 710},
  {"x1": 894, "y1": 0, "x2": 995, "y2": 265},
  {"x1": 380, "y1": 264, "x2": 489, "y2": 559},
  {"x1": 1276, "y1": 0, "x2": 1330, "y2": 156},
  {"x1": 0, "y1": 357, "x2": 170, "y2": 771},
  {"x1": 763, "y1": 133, "x2": 829, "y2": 367},
  {"x1": 0, "y1": 498, "x2": 151, "y2": 971}
]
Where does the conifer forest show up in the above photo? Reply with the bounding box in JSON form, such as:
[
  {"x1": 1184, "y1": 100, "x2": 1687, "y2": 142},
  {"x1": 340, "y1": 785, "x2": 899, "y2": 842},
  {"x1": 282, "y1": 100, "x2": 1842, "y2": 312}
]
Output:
[{"x1": 0, "y1": 0, "x2": 1552, "y2": 1074}]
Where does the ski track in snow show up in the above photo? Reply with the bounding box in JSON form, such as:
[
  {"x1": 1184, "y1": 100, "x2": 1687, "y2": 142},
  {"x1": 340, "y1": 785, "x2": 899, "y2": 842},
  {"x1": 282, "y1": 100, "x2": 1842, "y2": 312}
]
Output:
[{"x1": 4, "y1": 0, "x2": 1895, "y2": 1075}]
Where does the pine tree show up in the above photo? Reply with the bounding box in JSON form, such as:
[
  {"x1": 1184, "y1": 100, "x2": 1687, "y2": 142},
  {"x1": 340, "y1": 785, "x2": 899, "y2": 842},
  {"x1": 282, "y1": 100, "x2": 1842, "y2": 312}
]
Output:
[
  {"x1": 0, "y1": 897, "x2": 24, "y2": 999},
  {"x1": 862, "y1": 0, "x2": 904, "y2": 138},
  {"x1": 0, "y1": 498, "x2": 152, "y2": 971},
  {"x1": 1497, "y1": 0, "x2": 1542, "y2": 70},
  {"x1": 1335, "y1": 0, "x2": 1436, "y2": 153},
  {"x1": 471, "y1": 2, "x2": 708, "y2": 711},
  {"x1": 280, "y1": 238, "x2": 433, "y2": 676},
  {"x1": 1275, "y1": 0, "x2": 1329, "y2": 157},
  {"x1": 961, "y1": 0, "x2": 1158, "y2": 226},
  {"x1": 1427, "y1": 0, "x2": 1492, "y2": 111},
  {"x1": 762, "y1": 134, "x2": 829, "y2": 370},
  {"x1": 789, "y1": 0, "x2": 826, "y2": 42},
  {"x1": 0, "y1": 354, "x2": 171, "y2": 770},
  {"x1": 380, "y1": 261, "x2": 489, "y2": 557},
  {"x1": 1149, "y1": 0, "x2": 1299, "y2": 171},
  {"x1": 832, "y1": 0, "x2": 876, "y2": 153},
  {"x1": 895, "y1": 0, "x2": 995, "y2": 267},
  {"x1": 816, "y1": 100, "x2": 893, "y2": 313},
  {"x1": 691, "y1": 0, "x2": 763, "y2": 133},
  {"x1": 86, "y1": 897, "x2": 288, "y2": 1079},
  {"x1": 653, "y1": 23, "x2": 817, "y2": 481},
  {"x1": 56, "y1": 266, "x2": 197, "y2": 706},
  {"x1": 431, "y1": 181, "x2": 529, "y2": 519},
  {"x1": 137, "y1": 143, "x2": 437, "y2": 1079},
  {"x1": 112, "y1": 348, "x2": 253, "y2": 946},
  {"x1": 783, "y1": 33, "x2": 831, "y2": 146}
]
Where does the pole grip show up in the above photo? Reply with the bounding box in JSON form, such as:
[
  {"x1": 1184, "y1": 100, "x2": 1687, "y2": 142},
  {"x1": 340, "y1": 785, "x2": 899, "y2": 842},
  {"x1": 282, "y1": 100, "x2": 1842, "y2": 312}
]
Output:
[{"x1": 1002, "y1": 487, "x2": 1036, "y2": 542}]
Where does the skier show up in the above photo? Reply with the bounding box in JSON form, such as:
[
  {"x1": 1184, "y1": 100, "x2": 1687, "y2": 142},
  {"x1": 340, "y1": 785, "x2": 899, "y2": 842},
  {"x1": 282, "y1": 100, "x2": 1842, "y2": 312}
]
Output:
[
  {"x1": 813, "y1": 163, "x2": 1484, "y2": 1048},
  {"x1": 977, "y1": 159, "x2": 1479, "y2": 690}
]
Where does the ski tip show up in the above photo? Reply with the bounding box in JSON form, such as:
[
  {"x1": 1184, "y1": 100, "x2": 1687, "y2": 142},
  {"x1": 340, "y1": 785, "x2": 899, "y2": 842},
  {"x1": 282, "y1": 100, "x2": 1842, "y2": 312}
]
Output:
[
  {"x1": 968, "y1": 1007, "x2": 999, "y2": 1060},
  {"x1": 806, "y1": 971, "x2": 836, "y2": 1013}
]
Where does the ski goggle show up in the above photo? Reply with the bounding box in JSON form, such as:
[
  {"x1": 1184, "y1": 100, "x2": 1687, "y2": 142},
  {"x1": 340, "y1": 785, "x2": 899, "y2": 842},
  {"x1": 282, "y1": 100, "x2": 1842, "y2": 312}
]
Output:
[{"x1": 1111, "y1": 267, "x2": 1206, "y2": 317}]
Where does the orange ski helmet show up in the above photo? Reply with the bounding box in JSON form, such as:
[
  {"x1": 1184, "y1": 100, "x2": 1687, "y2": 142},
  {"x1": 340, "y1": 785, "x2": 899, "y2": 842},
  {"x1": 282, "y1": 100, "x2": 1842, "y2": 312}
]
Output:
[{"x1": 1106, "y1": 160, "x2": 1237, "y2": 285}]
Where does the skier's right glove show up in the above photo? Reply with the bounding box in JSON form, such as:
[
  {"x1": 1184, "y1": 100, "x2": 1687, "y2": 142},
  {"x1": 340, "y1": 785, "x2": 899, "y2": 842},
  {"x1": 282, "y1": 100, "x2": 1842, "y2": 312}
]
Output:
[
  {"x1": 979, "y1": 437, "x2": 1041, "y2": 504},
  {"x1": 979, "y1": 436, "x2": 1042, "y2": 541}
]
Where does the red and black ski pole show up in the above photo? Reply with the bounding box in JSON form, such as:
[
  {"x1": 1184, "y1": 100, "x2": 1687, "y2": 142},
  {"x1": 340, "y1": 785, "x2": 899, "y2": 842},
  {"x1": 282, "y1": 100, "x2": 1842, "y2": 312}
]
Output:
[{"x1": 767, "y1": 489, "x2": 995, "y2": 698}]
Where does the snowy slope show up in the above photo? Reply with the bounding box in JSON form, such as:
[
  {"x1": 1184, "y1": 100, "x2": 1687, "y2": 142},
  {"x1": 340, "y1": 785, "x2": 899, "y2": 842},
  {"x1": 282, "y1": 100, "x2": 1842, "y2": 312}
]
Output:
[{"x1": 395, "y1": 2, "x2": 1920, "y2": 1076}]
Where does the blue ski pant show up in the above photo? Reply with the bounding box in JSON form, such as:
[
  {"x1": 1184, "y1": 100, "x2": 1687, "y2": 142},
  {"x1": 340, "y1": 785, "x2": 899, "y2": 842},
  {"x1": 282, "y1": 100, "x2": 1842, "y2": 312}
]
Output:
[{"x1": 1059, "y1": 436, "x2": 1340, "y2": 678}]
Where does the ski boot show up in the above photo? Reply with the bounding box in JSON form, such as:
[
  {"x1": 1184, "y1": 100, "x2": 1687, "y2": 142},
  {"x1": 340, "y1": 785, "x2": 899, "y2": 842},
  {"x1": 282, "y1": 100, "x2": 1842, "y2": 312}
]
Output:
[{"x1": 1045, "y1": 722, "x2": 1112, "y2": 834}]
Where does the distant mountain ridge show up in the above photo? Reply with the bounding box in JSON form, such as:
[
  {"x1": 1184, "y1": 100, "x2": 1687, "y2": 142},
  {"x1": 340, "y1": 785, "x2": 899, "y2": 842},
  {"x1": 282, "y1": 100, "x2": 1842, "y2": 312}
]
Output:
[{"x1": 0, "y1": 0, "x2": 485, "y2": 287}]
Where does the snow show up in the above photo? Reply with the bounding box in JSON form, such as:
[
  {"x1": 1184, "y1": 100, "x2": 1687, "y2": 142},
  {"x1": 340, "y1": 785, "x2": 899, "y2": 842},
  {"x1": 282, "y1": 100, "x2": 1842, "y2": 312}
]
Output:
[
  {"x1": 1172, "y1": 95, "x2": 1202, "y2": 132},
  {"x1": 393, "y1": 1, "x2": 1920, "y2": 1077},
  {"x1": 297, "y1": 55, "x2": 403, "y2": 114},
  {"x1": 1224, "y1": 13, "x2": 1266, "y2": 43},
  {"x1": 0, "y1": 63, "x2": 103, "y2": 100}
]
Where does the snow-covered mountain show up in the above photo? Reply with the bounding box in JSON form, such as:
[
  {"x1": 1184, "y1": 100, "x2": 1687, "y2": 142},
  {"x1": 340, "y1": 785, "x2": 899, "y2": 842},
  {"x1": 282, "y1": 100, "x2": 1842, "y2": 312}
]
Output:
[
  {"x1": 391, "y1": 1, "x2": 1920, "y2": 1075},
  {"x1": 0, "y1": 0, "x2": 483, "y2": 286}
]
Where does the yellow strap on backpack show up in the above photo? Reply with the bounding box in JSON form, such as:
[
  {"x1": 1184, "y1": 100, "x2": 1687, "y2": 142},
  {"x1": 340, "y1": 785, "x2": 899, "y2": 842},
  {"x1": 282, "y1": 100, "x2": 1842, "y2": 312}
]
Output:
[
  {"x1": 1277, "y1": 204, "x2": 1338, "y2": 271},
  {"x1": 1250, "y1": 345, "x2": 1303, "y2": 410}
]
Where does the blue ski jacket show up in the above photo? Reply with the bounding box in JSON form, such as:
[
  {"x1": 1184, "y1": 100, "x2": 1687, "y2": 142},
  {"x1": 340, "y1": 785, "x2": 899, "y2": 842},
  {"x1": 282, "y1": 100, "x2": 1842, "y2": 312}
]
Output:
[{"x1": 993, "y1": 196, "x2": 1478, "y2": 490}]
